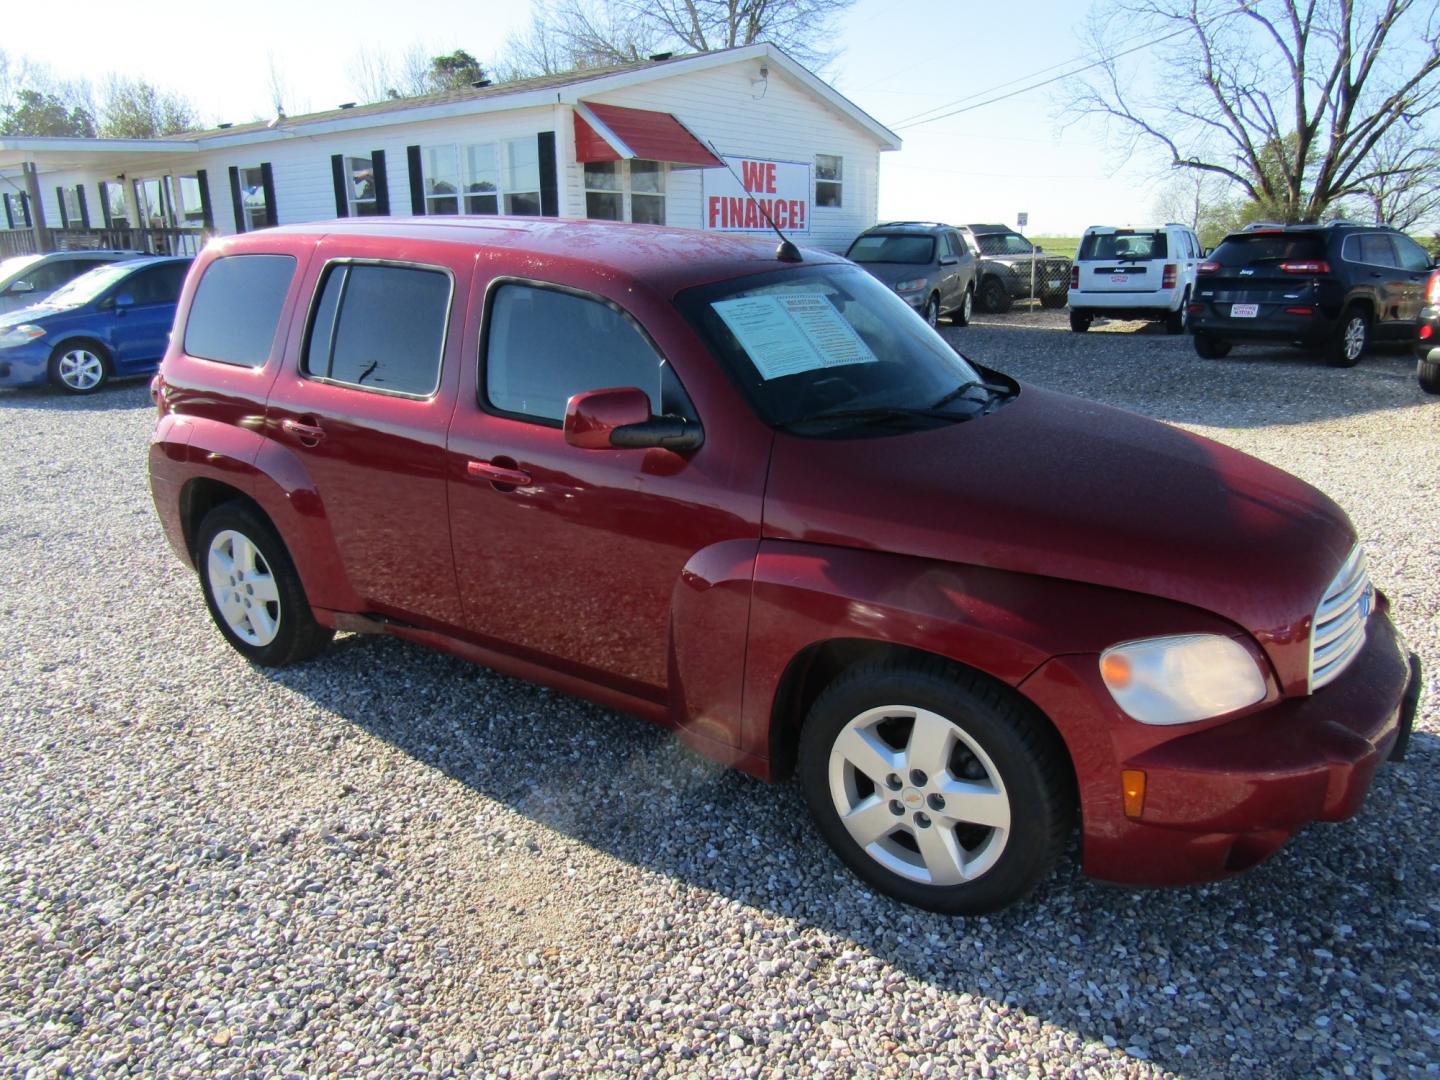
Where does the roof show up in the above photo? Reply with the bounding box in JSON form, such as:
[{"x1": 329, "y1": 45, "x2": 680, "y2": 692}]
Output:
[
  {"x1": 232, "y1": 215, "x2": 846, "y2": 296},
  {"x1": 0, "y1": 44, "x2": 899, "y2": 169}
]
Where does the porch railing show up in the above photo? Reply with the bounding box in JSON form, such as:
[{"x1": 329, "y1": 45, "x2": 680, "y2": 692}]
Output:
[{"x1": 1, "y1": 226, "x2": 211, "y2": 259}]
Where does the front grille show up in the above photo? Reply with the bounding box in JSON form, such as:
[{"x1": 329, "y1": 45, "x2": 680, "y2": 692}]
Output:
[{"x1": 1309, "y1": 546, "x2": 1373, "y2": 691}]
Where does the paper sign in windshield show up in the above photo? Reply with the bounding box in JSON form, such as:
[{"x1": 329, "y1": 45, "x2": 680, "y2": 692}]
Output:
[{"x1": 711, "y1": 294, "x2": 877, "y2": 380}]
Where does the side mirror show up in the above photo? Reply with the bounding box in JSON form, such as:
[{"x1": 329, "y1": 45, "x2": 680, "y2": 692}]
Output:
[
  {"x1": 7, "y1": 280, "x2": 33, "y2": 295},
  {"x1": 564, "y1": 387, "x2": 703, "y2": 453},
  {"x1": 1033, "y1": 245, "x2": 1044, "y2": 254},
  {"x1": 938, "y1": 255, "x2": 959, "y2": 266}
]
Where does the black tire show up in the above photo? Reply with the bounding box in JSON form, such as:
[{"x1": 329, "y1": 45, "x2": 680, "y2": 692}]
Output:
[
  {"x1": 977, "y1": 276, "x2": 1011, "y2": 314},
  {"x1": 1069, "y1": 310, "x2": 1092, "y2": 333},
  {"x1": 1418, "y1": 358, "x2": 1440, "y2": 395},
  {"x1": 1165, "y1": 290, "x2": 1191, "y2": 334},
  {"x1": 798, "y1": 658, "x2": 1073, "y2": 916},
  {"x1": 196, "y1": 502, "x2": 334, "y2": 667},
  {"x1": 949, "y1": 287, "x2": 973, "y2": 326},
  {"x1": 1194, "y1": 333, "x2": 1231, "y2": 359},
  {"x1": 47, "y1": 339, "x2": 111, "y2": 395},
  {"x1": 1039, "y1": 291, "x2": 1068, "y2": 309},
  {"x1": 922, "y1": 294, "x2": 939, "y2": 328},
  {"x1": 1326, "y1": 306, "x2": 1368, "y2": 368}
]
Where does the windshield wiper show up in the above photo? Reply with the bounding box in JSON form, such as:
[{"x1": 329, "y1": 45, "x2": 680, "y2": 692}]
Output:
[
  {"x1": 930, "y1": 379, "x2": 1011, "y2": 411},
  {"x1": 777, "y1": 404, "x2": 978, "y2": 431}
]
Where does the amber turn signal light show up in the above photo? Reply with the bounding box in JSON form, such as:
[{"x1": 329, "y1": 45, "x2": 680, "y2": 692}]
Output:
[
  {"x1": 1122, "y1": 769, "x2": 1146, "y2": 819},
  {"x1": 1100, "y1": 652, "x2": 1133, "y2": 689}
]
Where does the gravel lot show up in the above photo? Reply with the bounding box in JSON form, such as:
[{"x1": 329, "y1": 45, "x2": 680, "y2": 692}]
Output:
[{"x1": 2, "y1": 309, "x2": 1436, "y2": 1078}]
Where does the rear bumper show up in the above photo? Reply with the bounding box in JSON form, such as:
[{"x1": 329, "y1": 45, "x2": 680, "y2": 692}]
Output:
[
  {"x1": 1190, "y1": 310, "x2": 1336, "y2": 344},
  {"x1": 1022, "y1": 611, "x2": 1416, "y2": 886},
  {"x1": 1069, "y1": 289, "x2": 1180, "y2": 314}
]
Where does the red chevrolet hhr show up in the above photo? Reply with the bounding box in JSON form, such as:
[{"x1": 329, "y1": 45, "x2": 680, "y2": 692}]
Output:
[{"x1": 149, "y1": 218, "x2": 1421, "y2": 914}]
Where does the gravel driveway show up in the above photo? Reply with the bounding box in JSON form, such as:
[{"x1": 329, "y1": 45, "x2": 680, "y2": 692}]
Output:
[{"x1": 2, "y1": 311, "x2": 1435, "y2": 1078}]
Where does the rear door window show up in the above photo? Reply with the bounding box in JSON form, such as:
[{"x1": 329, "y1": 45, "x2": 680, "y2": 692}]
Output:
[
  {"x1": 302, "y1": 262, "x2": 451, "y2": 396},
  {"x1": 1348, "y1": 233, "x2": 1397, "y2": 267},
  {"x1": 185, "y1": 254, "x2": 297, "y2": 368},
  {"x1": 484, "y1": 283, "x2": 663, "y2": 423}
]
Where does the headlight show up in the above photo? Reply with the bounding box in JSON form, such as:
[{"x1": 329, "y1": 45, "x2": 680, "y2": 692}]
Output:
[
  {"x1": 0, "y1": 324, "x2": 46, "y2": 349},
  {"x1": 894, "y1": 278, "x2": 928, "y2": 293},
  {"x1": 1099, "y1": 634, "x2": 1266, "y2": 725}
]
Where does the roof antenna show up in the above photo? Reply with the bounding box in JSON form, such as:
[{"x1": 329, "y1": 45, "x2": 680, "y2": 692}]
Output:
[{"x1": 706, "y1": 139, "x2": 802, "y2": 263}]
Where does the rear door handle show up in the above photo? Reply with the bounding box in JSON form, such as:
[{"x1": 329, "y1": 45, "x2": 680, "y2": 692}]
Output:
[
  {"x1": 467, "y1": 459, "x2": 531, "y2": 486},
  {"x1": 281, "y1": 417, "x2": 326, "y2": 444}
]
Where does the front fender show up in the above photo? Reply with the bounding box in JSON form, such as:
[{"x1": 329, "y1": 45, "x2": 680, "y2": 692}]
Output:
[{"x1": 739, "y1": 539, "x2": 1245, "y2": 772}]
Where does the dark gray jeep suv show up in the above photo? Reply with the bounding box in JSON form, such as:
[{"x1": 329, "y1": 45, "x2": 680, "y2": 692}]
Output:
[{"x1": 845, "y1": 222, "x2": 978, "y2": 327}]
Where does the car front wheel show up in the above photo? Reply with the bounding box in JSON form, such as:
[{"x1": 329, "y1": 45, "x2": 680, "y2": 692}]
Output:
[
  {"x1": 48, "y1": 340, "x2": 111, "y2": 394},
  {"x1": 922, "y1": 294, "x2": 939, "y2": 328},
  {"x1": 798, "y1": 659, "x2": 1072, "y2": 915},
  {"x1": 1418, "y1": 358, "x2": 1440, "y2": 395},
  {"x1": 1326, "y1": 306, "x2": 1368, "y2": 367},
  {"x1": 197, "y1": 502, "x2": 334, "y2": 667}
]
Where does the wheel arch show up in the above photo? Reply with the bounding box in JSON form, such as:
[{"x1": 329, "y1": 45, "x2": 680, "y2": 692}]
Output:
[{"x1": 179, "y1": 477, "x2": 260, "y2": 561}]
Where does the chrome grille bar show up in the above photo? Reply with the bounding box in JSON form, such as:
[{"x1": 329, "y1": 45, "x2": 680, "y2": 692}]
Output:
[{"x1": 1309, "y1": 546, "x2": 1371, "y2": 692}]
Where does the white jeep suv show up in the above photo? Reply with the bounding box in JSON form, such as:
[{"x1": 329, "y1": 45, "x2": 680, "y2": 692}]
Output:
[{"x1": 1067, "y1": 223, "x2": 1202, "y2": 334}]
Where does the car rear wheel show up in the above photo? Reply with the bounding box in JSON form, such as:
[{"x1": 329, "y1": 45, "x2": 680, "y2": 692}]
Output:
[
  {"x1": 1326, "y1": 307, "x2": 1368, "y2": 367},
  {"x1": 1418, "y1": 358, "x2": 1440, "y2": 395},
  {"x1": 1069, "y1": 310, "x2": 1092, "y2": 333},
  {"x1": 1194, "y1": 333, "x2": 1231, "y2": 359},
  {"x1": 197, "y1": 502, "x2": 334, "y2": 667},
  {"x1": 798, "y1": 659, "x2": 1072, "y2": 915},
  {"x1": 1039, "y1": 290, "x2": 1068, "y2": 309},
  {"x1": 923, "y1": 294, "x2": 939, "y2": 328},
  {"x1": 950, "y1": 287, "x2": 973, "y2": 326},
  {"x1": 48, "y1": 340, "x2": 110, "y2": 394},
  {"x1": 978, "y1": 277, "x2": 1011, "y2": 314},
  {"x1": 1165, "y1": 290, "x2": 1191, "y2": 334}
]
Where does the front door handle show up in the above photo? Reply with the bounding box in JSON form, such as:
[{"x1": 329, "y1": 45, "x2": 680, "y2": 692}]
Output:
[
  {"x1": 467, "y1": 459, "x2": 531, "y2": 486},
  {"x1": 281, "y1": 417, "x2": 325, "y2": 445}
]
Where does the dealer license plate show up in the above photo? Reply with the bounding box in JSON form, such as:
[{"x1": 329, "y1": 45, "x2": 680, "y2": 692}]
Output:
[{"x1": 1231, "y1": 303, "x2": 1259, "y2": 318}]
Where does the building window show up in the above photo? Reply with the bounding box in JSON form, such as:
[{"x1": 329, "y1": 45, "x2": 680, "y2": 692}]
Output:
[
  {"x1": 135, "y1": 178, "x2": 167, "y2": 228},
  {"x1": 239, "y1": 167, "x2": 270, "y2": 230},
  {"x1": 502, "y1": 138, "x2": 541, "y2": 216},
  {"x1": 815, "y1": 154, "x2": 843, "y2": 208},
  {"x1": 583, "y1": 160, "x2": 666, "y2": 225},
  {"x1": 175, "y1": 176, "x2": 206, "y2": 227},
  {"x1": 347, "y1": 155, "x2": 380, "y2": 216},
  {"x1": 100, "y1": 181, "x2": 130, "y2": 228},
  {"x1": 424, "y1": 146, "x2": 461, "y2": 214},
  {"x1": 419, "y1": 143, "x2": 514, "y2": 216},
  {"x1": 60, "y1": 186, "x2": 83, "y2": 227},
  {"x1": 465, "y1": 145, "x2": 500, "y2": 213}
]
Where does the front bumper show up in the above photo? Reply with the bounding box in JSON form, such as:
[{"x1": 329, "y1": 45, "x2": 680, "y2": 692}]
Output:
[
  {"x1": 1021, "y1": 610, "x2": 1417, "y2": 886},
  {"x1": 0, "y1": 342, "x2": 50, "y2": 387}
]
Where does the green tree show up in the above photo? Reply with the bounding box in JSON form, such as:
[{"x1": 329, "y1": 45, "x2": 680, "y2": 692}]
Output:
[
  {"x1": 0, "y1": 88, "x2": 95, "y2": 137},
  {"x1": 428, "y1": 50, "x2": 485, "y2": 91},
  {"x1": 99, "y1": 77, "x2": 198, "y2": 138}
]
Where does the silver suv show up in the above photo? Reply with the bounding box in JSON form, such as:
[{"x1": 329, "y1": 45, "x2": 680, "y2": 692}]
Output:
[
  {"x1": 844, "y1": 222, "x2": 978, "y2": 327},
  {"x1": 0, "y1": 250, "x2": 145, "y2": 315}
]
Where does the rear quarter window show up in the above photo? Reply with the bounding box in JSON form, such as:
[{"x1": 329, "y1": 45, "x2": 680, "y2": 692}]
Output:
[{"x1": 184, "y1": 254, "x2": 297, "y2": 368}]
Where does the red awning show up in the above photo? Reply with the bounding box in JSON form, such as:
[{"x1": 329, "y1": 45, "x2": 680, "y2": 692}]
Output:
[{"x1": 573, "y1": 102, "x2": 722, "y2": 168}]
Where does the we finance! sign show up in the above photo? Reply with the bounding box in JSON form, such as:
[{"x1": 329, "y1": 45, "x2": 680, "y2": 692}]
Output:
[{"x1": 703, "y1": 157, "x2": 811, "y2": 234}]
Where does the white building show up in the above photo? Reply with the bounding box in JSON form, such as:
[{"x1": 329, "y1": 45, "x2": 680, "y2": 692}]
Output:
[{"x1": 0, "y1": 44, "x2": 899, "y2": 258}]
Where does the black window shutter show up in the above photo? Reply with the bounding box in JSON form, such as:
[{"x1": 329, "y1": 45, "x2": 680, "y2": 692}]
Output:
[
  {"x1": 97, "y1": 183, "x2": 113, "y2": 228},
  {"x1": 407, "y1": 145, "x2": 425, "y2": 215},
  {"x1": 195, "y1": 170, "x2": 214, "y2": 230},
  {"x1": 260, "y1": 163, "x2": 277, "y2": 226},
  {"x1": 56, "y1": 186, "x2": 69, "y2": 228},
  {"x1": 372, "y1": 149, "x2": 389, "y2": 215},
  {"x1": 228, "y1": 166, "x2": 246, "y2": 233},
  {"x1": 538, "y1": 131, "x2": 558, "y2": 217},
  {"x1": 19, "y1": 193, "x2": 30, "y2": 227},
  {"x1": 3, "y1": 194, "x2": 14, "y2": 230},
  {"x1": 76, "y1": 185, "x2": 90, "y2": 228},
  {"x1": 331, "y1": 154, "x2": 349, "y2": 217}
]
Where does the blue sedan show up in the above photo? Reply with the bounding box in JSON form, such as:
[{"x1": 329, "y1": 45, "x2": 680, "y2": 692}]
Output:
[{"x1": 0, "y1": 256, "x2": 192, "y2": 394}]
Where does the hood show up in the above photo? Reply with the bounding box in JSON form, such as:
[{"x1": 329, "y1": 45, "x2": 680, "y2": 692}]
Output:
[
  {"x1": 0, "y1": 303, "x2": 62, "y2": 328},
  {"x1": 856, "y1": 263, "x2": 933, "y2": 287},
  {"x1": 761, "y1": 384, "x2": 1354, "y2": 691}
]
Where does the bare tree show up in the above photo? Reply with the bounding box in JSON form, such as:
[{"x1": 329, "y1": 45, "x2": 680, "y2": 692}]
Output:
[
  {"x1": 1069, "y1": 0, "x2": 1440, "y2": 225},
  {"x1": 1151, "y1": 168, "x2": 1241, "y2": 245},
  {"x1": 493, "y1": 0, "x2": 856, "y2": 80},
  {"x1": 349, "y1": 43, "x2": 437, "y2": 103},
  {"x1": 1356, "y1": 125, "x2": 1440, "y2": 229}
]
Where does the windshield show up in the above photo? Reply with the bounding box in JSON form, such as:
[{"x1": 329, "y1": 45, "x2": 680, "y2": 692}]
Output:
[
  {"x1": 0, "y1": 255, "x2": 43, "y2": 285},
  {"x1": 40, "y1": 263, "x2": 134, "y2": 308},
  {"x1": 978, "y1": 233, "x2": 1035, "y2": 256},
  {"x1": 1079, "y1": 230, "x2": 1168, "y2": 261},
  {"x1": 675, "y1": 263, "x2": 998, "y2": 433},
  {"x1": 846, "y1": 234, "x2": 935, "y2": 265}
]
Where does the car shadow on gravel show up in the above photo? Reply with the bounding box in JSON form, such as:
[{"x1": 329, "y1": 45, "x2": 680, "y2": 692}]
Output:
[
  {"x1": 269, "y1": 632, "x2": 1439, "y2": 1078},
  {"x1": 0, "y1": 381, "x2": 153, "y2": 413}
]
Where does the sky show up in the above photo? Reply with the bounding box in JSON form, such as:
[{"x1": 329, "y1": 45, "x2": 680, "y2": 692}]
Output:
[{"x1": 8, "y1": 0, "x2": 1183, "y2": 235}]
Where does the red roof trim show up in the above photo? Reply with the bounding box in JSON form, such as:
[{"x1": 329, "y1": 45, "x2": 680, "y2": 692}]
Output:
[{"x1": 573, "y1": 102, "x2": 721, "y2": 168}]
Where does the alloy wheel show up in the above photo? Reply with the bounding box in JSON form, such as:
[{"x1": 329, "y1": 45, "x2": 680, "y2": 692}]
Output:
[
  {"x1": 206, "y1": 529, "x2": 282, "y2": 647},
  {"x1": 57, "y1": 349, "x2": 105, "y2": 392}
]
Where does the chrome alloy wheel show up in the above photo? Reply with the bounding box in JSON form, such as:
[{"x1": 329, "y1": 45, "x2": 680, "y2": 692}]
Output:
[
  {"x1": 56, "y1": 348, "x2": 105, "y2": 391},
  {"x1": 1342, "y1": 316, "x2": 1366, "y2": 362},
  {"x1": 961, "y1": 289, "x2": 973, "y2": 323},
  {"x1": 827, "y1": 705, "x2": 1011, "y2": 885},
  {"x1": 206, "y1": 529, "x2": 282, "y2": 647}
]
